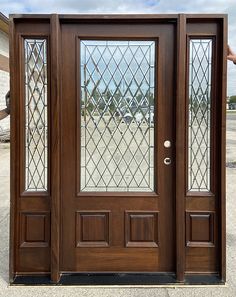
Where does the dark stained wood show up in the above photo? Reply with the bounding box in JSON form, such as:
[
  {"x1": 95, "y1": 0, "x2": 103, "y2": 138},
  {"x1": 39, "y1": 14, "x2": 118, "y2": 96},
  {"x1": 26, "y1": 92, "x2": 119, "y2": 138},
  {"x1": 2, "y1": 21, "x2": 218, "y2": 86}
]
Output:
[
  {"x1": 186, "y1": 197, "x2": 215, "y2": 211},
  {"x1": 184, "y1": 20, "x2": 226, "y2": 276},
  {"x1": 125, "y1": 211, "x2": 158, "y2": 247},
  {"x1": 186, "y1": 212, "x2": 215, "y2": 247},
  {"x1": 185, "y1": 247, "x2": 219, "y2": 273},
  {"x1": 19, "y1": 197, "x2": 50, "y2": 211},
  {"x1": 71, "y1": 248, "x2": 160, "y2": 272},
  {"x1": 61, "y1": 22, "x2": 175, "y2": 273},
  {"x1": 20, "y1": 211, "x2": 50, "y2": 247},
  {"x1": 219, "y1": 15, "x2": 227, "y2": 282},
  {"x1": 9, "y1": 13, "x2": 227, "y2": 284},
  {"x1": 50, "y1": 13, "x2": 61, "y2": 283},
  {"x1": 76, "y1": 211, "x2": 111, "y2": 247},
  {"x1": 175, "y1": 13, "x2": 186, "y2": 282},
  {"x1": 17, "y1": 248, "x2": 51, "y2": 273},
  {"x1": 185, "y1": 14, "x2": 227, "y2": 19},
  {"x1": 10, "y1": 19, "x2": 51, "y2": 278},
  {"x1": 10, "y1": 13, "x2": 227, "y2": 20},
  {"x1": 9, "y1": 15, "x2": 16, "y2": 283}
]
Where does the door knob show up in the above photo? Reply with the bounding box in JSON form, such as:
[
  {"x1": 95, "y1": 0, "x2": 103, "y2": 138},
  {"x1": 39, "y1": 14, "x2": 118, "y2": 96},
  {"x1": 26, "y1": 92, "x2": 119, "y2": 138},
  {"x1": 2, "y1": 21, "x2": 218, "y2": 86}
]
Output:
[
  {"x1": 164, "y1": 140, "x2": 171, "y2": 148},
  {"x1": 164, "y1": 157, "x2": 171, "y2": 165}
]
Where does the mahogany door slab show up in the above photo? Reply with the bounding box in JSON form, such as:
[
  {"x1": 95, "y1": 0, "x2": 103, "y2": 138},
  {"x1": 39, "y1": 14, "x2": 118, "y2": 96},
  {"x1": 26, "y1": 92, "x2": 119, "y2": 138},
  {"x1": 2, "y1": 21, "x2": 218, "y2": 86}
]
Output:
[{"x1": 60, "y1": 23, "x2": 175, "y2": 272}]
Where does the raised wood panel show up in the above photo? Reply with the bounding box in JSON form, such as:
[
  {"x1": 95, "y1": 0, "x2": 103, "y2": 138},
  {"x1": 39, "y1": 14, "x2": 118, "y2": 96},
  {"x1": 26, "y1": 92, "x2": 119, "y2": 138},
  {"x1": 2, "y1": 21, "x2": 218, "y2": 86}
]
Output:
[
  {"x1": 76, "y1": 211, "x2": 110, "y2": 247},
  {"x1": 125, "y1": 211, "x2": 158, "y2": 247},
  {"x1": 20, "y1": 212, "x2": 50, "y2": 248},
  {"x1": 186, "y1": 211, "x2": 214, "y2": 247}
]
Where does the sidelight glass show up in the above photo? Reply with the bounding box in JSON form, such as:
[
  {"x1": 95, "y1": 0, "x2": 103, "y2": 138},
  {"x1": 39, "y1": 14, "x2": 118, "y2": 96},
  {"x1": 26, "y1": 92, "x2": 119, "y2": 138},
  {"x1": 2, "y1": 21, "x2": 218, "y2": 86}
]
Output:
[
  {"x1": 188, "y1": 39, "x2": 212, "y2": 192},
  {"x1": 80, "y1": 40, "x2": 155, "y2": 192},
  {"x1": 24, "y1": 39, "x2": 48, "y2": 191}
]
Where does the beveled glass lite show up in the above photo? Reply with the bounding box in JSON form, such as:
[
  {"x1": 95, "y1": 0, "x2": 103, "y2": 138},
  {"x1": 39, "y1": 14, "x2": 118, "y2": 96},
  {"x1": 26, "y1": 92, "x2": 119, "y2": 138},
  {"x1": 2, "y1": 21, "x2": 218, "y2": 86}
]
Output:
[{"x1": 80, "y1": 40, "x2": 155, "y2": 192}]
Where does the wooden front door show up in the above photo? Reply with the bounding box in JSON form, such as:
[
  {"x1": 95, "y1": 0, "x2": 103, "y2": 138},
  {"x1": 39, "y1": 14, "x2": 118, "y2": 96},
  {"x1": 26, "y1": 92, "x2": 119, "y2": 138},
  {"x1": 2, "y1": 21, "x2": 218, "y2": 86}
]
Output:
[
  {"x1": 60, "y1": 23, "x2": 175, "y2": 272},
  {"x1": 10, "y1": 14, "x2": 227, "y2": 284}
]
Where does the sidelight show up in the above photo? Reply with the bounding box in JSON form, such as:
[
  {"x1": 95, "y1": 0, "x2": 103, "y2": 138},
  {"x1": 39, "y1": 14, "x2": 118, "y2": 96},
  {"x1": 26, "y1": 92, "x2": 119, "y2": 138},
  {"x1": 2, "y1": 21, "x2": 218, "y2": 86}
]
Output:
[
  {"x1": 188, "y1": 38, "x2": 212, "y2": 192},
  {"x1": 80, "y1": 40, "x2": 155, "y2": 192},
  {"x1": 24, "y1": 39, "x2": 48, "y2": 192}
]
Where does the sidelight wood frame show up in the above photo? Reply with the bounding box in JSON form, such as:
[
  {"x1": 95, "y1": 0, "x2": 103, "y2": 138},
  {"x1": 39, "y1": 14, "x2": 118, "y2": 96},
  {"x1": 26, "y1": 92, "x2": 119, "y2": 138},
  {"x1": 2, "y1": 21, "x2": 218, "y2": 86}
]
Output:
[{"x1": 9, "y1": 14, "x2": 227, "y2": 285}]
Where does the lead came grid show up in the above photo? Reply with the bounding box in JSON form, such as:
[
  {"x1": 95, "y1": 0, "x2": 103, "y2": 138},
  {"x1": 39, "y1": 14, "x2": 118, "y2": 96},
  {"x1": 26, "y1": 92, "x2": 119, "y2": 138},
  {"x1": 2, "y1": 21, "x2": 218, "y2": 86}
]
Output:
[
  {"x1": 24, "y1": 39, "x2": 48, "y2": 191},
  {"x1": 80, "y1": 40, "x2": 155, "y2": 192},
  {"x1": 188, "y1": 39, "x2": 212, "y2": 192}
]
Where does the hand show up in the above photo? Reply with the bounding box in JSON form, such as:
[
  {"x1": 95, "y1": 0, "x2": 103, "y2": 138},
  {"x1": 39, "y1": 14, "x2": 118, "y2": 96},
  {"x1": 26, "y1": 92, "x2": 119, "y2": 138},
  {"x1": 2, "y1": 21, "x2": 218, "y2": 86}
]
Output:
[
  {"x1": 227, "y1": 45, "x2": 236, "y2": 63},
  {"x1": 5, "y1": 90, "x2": 10, "y2": 115}
]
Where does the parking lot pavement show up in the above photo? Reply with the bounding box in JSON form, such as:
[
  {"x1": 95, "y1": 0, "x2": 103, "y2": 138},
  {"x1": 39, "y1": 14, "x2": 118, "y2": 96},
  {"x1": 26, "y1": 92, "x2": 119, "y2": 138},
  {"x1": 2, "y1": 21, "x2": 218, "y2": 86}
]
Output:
[{"x1": 0, "y1": 114, "x2": 236, "y2": 296}]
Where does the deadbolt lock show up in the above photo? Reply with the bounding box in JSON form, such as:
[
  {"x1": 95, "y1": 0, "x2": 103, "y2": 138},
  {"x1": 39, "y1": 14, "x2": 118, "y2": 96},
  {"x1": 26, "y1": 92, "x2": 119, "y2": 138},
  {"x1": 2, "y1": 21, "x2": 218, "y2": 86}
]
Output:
[{"x1": 164, "y1": 157, "x2": 171, "y2": 165}]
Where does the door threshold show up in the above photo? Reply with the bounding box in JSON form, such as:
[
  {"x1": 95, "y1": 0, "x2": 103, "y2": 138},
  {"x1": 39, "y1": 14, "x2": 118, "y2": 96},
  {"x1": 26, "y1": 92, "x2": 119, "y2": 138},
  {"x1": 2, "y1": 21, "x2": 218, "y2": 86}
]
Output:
[{"x1": 11, "y1": 273, "x2": 225, "y2": 286}]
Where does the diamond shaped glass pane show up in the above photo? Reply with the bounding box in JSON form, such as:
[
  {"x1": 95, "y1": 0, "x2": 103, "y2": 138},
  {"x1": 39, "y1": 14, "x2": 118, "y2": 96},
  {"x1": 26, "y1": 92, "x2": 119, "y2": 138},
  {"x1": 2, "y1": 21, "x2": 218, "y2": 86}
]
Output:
[
  {"x1": 80, "y1": 40, "x2": 155, "y2": 192},
  {"x1": 24, "y1": 39, "x2": 48, "y2": 191},
  {"x1": 188, "y1": 39, "x2": 212, "y2": 192}
]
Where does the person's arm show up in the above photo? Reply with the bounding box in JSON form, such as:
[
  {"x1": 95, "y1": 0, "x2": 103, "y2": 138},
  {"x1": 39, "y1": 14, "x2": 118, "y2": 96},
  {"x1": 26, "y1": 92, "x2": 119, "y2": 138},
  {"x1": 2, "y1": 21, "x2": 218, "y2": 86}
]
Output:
[
  {"x1": 227, "y1": 45, "x2": 236, "y2": 64},
  {"x1": 0, "y1": 109, "x2": 8, "y2": 120}
]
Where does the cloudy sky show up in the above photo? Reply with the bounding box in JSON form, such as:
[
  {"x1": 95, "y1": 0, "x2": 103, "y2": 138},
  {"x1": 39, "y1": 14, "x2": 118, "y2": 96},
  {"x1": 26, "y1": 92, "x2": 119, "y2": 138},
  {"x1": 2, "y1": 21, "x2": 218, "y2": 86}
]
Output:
[{"x1": 0, "y1": 0, "x2": 236, "y2": 96}]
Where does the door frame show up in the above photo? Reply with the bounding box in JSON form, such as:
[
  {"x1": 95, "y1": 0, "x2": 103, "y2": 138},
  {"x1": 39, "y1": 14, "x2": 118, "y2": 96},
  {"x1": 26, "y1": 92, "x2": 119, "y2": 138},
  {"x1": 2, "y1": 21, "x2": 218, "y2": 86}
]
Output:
[{"x1": 9, "y1": 13, "x2": 227, "y2": 285}]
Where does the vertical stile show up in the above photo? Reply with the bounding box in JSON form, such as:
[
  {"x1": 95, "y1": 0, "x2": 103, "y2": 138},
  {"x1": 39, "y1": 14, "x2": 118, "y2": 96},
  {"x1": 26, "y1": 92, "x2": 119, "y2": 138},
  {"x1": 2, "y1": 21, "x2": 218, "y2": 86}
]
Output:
[
  {"x1": 220, "y1": 15, "x2": 227, "y2": 282},
  {"x1": 50, "y1": 14, "x2": 61, "y2": 283},
  {"x1": 176, "y1": 14, "x2": 186, "y2": 282}
]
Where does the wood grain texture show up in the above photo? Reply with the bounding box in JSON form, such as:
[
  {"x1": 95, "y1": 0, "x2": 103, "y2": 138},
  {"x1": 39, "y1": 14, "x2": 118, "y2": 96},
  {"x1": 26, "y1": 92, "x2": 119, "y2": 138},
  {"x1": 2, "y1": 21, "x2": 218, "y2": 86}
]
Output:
[
  {"x1": 9, "y1": 15, "x2": 16, "y2": 283},
  {"x1": 10, "y1": 19, "x2": 51, "y2": 279},
  {"x1": 76, "y1": 211, "x2": 111, "y2": 247},
  {"x1": 186, "y1": 212, "x2": 215, "y2": 247},
  {"x1": 219, "y1": 15, "x2": 227, "y2": 282},
  {"x1": 50, "y1": 14, "x2": 61, "y2": 283},
  {"x1": 125, "y1": 211, "x2": 158, "y2": 247},
  {"x1": 175, "y1": 13, "x2": 186, "y2": 282},
  {"x1": 20, "y1": 212, "x2": 50, "y2": 247},
  {"x1": 184, "y1": 19, "x2": 226, "y2": 276},
  {"x1": 60, "y1": 21, "x2": 175, "y2": 273},
  {"x1": 9, "y1": 14, "x2": 227, "y2": 284}
]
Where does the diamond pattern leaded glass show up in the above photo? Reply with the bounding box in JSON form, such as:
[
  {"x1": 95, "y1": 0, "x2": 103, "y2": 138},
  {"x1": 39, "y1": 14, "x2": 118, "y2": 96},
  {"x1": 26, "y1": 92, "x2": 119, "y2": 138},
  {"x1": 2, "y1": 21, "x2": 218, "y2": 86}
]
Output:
[
  {"x1": 188, "y1": 39, "x2": 212, "y2": 192},
  {"x1": 80, "y1": 40, "x2": 155, "y2": 192},
  {"x1": 24, "y1": 39, "x2": 48, "y2": 191}
]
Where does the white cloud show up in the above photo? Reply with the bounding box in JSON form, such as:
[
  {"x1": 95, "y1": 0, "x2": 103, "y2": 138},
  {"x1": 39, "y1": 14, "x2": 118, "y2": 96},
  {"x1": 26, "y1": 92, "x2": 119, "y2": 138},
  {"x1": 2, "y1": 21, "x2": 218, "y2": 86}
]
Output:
[{"x1": 1, "y1": 0, "x2": 236, "y2": 94}]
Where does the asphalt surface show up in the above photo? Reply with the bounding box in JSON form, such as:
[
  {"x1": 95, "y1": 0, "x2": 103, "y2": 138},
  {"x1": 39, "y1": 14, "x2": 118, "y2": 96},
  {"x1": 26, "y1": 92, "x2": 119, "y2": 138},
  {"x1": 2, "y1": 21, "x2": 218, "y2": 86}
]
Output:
[{"x1": 0, "y1": 114, "x2": 235, "y2": 296}]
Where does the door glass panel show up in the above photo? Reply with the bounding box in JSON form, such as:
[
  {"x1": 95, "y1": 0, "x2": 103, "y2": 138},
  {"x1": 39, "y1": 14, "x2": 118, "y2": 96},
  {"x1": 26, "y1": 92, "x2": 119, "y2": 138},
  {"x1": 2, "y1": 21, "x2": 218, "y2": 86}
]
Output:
[
  {"x1": 188, "y1": 39, "x2": 212, "y2": 192},
  {"x1": 24, "y1": 39, "x2": 48, "y2": 191},
  {"x1": 80, "y1": 40, "x2": 155, "y2": 192}
]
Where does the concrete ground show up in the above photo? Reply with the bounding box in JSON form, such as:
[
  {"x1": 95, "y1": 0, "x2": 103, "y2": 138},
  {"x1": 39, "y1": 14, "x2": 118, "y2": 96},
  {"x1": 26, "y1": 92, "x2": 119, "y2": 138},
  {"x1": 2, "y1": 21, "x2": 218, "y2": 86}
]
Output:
[{"x1": 0, "y1": 114, "x2": 236, "y2": 296}]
